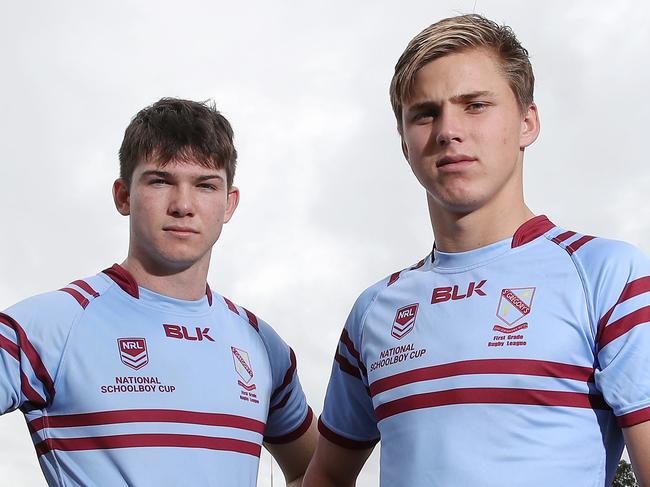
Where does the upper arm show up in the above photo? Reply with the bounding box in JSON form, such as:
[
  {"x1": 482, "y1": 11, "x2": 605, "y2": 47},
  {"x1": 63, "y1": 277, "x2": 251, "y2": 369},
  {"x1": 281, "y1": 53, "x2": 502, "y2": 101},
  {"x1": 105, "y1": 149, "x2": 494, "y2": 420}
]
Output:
[
  {"x1": 623, "y1": 422, "x2": 650, "y2": 487},
  {"x1": 303, "y1": 434, "x2": 374, "y2": 487},
  {"x1": 265, "y1": 417, "x2": 318, "y2": 484}
]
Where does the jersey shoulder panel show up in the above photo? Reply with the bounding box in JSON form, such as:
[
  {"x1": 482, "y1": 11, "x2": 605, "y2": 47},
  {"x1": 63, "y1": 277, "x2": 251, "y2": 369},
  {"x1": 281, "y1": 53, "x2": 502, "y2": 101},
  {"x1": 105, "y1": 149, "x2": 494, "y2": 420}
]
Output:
[
  {"x1": 213, "y1": 292, "x2": 312, "y2": 443},
  {"x1": 0, "y1": 272, "x2": 108, "y2": 412},
  {"x1": 546, "y1": 230, "x2": 650, "y2": 424}
]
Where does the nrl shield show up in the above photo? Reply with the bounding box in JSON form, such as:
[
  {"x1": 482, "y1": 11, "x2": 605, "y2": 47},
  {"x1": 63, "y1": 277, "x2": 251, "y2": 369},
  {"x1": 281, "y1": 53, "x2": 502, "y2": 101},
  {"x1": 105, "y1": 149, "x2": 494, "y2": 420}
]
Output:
[
  {"x1": 496, "y1": 287, "x2": 536, "y2": 326},
  {"x1": 231, "y1": 347, "x2": 254, "y2": 384},
  {"x1": 117, "y1": 338, "x2": 149, "y2": 370},
  {"x1": 392, "y1": 303, "x2": 419, "y2": 340}
]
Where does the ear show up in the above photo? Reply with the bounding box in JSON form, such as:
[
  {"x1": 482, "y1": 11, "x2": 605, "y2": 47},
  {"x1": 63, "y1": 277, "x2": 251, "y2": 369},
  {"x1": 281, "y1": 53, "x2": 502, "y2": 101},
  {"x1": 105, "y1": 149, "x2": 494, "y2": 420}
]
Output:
[
  {"x1": 519, "y1": 102, "x2": 540, "y2": 149},
  {"x1": 112, "y1": 179, "x2": 131, "y2": 216},
  {"x1": 223, "y1": 186, "x2": 240, "y2": 224}
]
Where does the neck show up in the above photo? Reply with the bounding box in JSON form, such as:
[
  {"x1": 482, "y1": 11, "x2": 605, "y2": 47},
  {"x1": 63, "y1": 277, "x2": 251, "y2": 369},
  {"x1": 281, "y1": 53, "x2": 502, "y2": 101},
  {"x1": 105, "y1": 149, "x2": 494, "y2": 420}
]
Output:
[
  {"x1": 429, "y1": 187, "x2": 534, "y2": 253},
  {"x1": 121, "y1": 253, "x2": 211, "y2": 301}
]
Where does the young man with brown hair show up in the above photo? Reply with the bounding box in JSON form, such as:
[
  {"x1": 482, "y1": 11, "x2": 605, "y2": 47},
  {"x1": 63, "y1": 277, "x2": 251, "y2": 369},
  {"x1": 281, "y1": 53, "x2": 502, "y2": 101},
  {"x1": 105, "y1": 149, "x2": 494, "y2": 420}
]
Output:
[
  {"x1": 304, "y1": 14, "x2": 650, "y2": 486},
  {"x1": 0, "y1": 98, "x2": 316, "y2": 486}
]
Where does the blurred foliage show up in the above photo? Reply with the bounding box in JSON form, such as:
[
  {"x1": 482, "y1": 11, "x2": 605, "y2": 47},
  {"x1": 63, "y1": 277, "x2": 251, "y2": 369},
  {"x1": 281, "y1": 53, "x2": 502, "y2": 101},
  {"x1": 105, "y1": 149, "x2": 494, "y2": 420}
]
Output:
[{"x1": 613, "y1": 460, "x2": 638, "y2": 487}]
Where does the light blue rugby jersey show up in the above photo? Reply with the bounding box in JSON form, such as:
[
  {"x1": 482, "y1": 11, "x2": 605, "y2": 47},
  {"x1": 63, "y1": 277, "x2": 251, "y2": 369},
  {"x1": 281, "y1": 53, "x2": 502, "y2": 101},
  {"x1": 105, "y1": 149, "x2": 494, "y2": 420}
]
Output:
[
  {"x1": 320, "y1": 216, "x2": 650, "y2": 487},
  {"x1": 0, "y1": 264, "x2": 312, "y2": 486}
]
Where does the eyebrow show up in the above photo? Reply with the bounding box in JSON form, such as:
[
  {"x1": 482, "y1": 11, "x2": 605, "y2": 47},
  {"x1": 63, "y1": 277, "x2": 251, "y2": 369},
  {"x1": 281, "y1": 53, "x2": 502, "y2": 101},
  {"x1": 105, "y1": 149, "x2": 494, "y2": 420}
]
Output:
[
  {"x1": 140, "y1": 170, "x2": 224, "y2": 182},
  {"x1": 406, "y1": 91, "x2": 496, "y2": 113}
]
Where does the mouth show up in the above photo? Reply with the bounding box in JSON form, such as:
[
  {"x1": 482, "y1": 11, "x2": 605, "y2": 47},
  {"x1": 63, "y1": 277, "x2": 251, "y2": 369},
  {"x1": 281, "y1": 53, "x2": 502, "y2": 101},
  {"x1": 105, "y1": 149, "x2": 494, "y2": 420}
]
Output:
[
  {"x1": 436, "y1": 155, "x2": 477, "y2": 169},
  {"x1": 163, "y1": 226, "x2": 199, "y2": 236}
]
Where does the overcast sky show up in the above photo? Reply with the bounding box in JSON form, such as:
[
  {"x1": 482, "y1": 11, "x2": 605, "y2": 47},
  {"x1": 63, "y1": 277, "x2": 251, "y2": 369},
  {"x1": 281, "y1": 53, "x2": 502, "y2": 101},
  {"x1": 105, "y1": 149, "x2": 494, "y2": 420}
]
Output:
[{"x1": 1, "y1": 1, "x2": 649, "y2": 485}]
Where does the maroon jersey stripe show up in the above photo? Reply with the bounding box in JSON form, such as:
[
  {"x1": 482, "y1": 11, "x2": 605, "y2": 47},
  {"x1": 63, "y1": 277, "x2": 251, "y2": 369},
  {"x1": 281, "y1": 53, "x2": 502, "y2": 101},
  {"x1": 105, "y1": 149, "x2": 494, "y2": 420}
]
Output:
[
  {"x1": 71, "y1": 280, "x2": 99, "y2": 298},
  {"x1": 0, "y1": 334, "x2": 48, "y2": 407},
  {"x1": 102, "y1": 264, "x2": 139, "y2": 299},
  {"x1": 387, "y1": 272, "x2": 401, "y2": 287},
  {"x1": 223, "y1": 297, "x2": 240, "y2": 315},
  {"x1": 511, "y1": 215, "x2": 555, "y2": 248},
  {"x1": 242, "y1": 308, "x2": 259, "y2": 331},
  {"x1": 59, "y1": 288, "x2": 90, "y2": 309},
  {"x1": 340, "y1": 330, "x2": 367, "y2": 377},
  {"x1": 20, "y1": 371, "x2": 48, "y2": 408},
  {"x1": 596, "y1": 276, "x2": 650, "y2": 343},
  {"x1": 264, "y1": 407, "x2": 313, "y2": 444},
  {"x1": 551, "y1": 230, "x2": 576, "y2": 245},
  {"x1": 566, "y1": 235, "x2": 596, "y2": 255},
  {"x1": 271, "y1": 349, "x2": 296, "y2": 401},
  {"x1": 0, "y1": 334, "x2": 19, "y2": 360},
  {"x1": 598, "y1": 306, "x2": 650, "y2": 350},
  {"x1": 0, "y1": 313, "x2": 55, "y2": 403},
  {"x1": 374, "y1": 387, "x2": 610, "y2": 421},
  {"x1": 317, "y1": 417, "x2": 379, "y2": 450},
  {"x1": 335, "y1": 352, "x2": 361, "y2": 379},
  {"x1": 28, "y1": 409, "x2": 265, "y2": 434},
  {"x1": 268, "y1": 390, "x2": 292, "y2": 414},
  {"x1": 35, "y1": 433, "x2": 262, "y2": 457},
  {"x1": 205, "y1": 284, "x2": 213, "y2": 306},
  {"x1": 617, "y1": 405, "x2": 650, "y2": 428},
  {"x1": 369, "y1": 359, "x2": 595, "y2": 397}
]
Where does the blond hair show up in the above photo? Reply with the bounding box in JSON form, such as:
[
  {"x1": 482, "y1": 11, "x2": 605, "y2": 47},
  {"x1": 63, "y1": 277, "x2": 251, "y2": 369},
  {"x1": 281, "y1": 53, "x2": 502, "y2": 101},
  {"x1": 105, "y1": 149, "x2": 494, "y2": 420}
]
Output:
[{"x1": 390, "y1": 14, "x2": 534, "y2": 134}]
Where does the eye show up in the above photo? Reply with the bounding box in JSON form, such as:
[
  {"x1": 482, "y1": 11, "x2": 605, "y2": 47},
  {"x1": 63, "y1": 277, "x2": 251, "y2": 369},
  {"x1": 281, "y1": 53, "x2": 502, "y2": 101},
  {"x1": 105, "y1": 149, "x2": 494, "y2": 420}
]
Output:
[
  {"x1": 413, "y1": 111, "x2": 436, "y2": 124},
  {"x1": 198, "y1": 183, "x2": 218, "y2": 191},
  {"x1": 149, "y1": 178, "x2": 169, "y2": 186},
  {"x1": 467, "y1": 102, "x2": 488, "y2": 112}
]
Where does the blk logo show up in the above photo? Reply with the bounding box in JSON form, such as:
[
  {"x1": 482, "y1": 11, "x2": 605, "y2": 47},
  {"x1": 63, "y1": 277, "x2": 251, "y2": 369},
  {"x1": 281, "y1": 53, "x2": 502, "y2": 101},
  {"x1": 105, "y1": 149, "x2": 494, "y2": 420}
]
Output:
[
  {"x1": 392, "y1": 304, "x2": 419, "y2": 339},
  {"x1": 431, "y1": 280, "x2": 487, "y2": 304},
  {"x1": 163, "y1": 324, "x2": 215, "y2": 342},
  {"x1": 117, "y1": 338, "x2": 149, "y2": 370}
]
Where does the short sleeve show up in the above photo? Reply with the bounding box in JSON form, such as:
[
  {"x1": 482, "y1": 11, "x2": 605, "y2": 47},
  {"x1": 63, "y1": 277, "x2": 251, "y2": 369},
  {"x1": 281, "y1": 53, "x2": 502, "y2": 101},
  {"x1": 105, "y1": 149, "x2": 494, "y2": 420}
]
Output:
[
  {"x1": 257, "y1": 319, "x2": 313, "y2": 444},
  {"x1": 0, "y1": 292, "x2": 78, "y2": 414},
  {"x1": 319, "y1": 289, "x2": 380, "y2": 449},
  {"x1": 582, "y1": 240, "x2": 650, "y2": 426}
]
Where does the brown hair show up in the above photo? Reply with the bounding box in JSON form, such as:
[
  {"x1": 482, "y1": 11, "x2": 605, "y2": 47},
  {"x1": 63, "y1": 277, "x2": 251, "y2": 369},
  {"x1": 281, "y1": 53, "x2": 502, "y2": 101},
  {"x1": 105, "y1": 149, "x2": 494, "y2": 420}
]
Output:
[
  {"x1": 390, "y1": 14, "x2": 534, "y2": 134},
  {"x1": 119, "y1": 98, "x2": 237, "y2": 187}
]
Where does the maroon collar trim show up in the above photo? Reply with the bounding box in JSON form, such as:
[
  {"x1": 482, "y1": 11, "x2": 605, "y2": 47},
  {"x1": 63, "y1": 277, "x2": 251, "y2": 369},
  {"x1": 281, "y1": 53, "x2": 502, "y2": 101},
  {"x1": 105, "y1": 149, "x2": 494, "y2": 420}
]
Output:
[
  {"x1": 511, "y1": 215, "x2": 555, "y2": 248},
  {"x1": 102, "y1": 264, "x2": 139, "y2": 299},
  {"x1": 102, "y1": 264, "x2": 212, "y2": 304}
]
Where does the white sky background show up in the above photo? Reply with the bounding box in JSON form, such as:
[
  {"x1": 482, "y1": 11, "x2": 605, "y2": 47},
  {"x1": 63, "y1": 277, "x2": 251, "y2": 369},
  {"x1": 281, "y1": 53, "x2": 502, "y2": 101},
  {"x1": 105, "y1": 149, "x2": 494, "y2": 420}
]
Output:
[{"x1": 1, "y1": 0, "x2": 649, "y2": 485}]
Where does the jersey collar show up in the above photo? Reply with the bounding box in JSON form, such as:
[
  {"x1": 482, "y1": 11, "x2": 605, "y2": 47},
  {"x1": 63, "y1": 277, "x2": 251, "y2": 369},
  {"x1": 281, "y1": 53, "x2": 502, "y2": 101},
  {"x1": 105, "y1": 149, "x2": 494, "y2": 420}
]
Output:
[{"x1": 102, "y1": 263, "x2": 213, "y2": 306}]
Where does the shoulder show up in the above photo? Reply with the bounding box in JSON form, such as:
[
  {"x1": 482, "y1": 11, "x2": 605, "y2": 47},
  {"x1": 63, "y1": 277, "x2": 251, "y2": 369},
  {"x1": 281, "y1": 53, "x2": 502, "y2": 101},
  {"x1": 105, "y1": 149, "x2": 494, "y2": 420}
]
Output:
[
  {"x1": 545, "y1": 227, "x2": 649, "y2": 278},
  {"x1": 2, "y1": 272, "x2": 111, "y2": 330},
  {"x1": 346, "y1": 256, "x2": 430, "y2": 334}
]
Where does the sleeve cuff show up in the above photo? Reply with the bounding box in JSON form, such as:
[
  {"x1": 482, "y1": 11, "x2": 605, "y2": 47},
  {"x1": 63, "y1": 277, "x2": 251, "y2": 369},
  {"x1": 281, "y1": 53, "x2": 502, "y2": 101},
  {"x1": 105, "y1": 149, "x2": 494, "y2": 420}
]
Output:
[
  {"x1": 318, "y1": 416, "x2": 379, "y2": 450},
  {"x1": 617, "y1": 405, "x2": 650, "y2": 427},
  {"x1": 264, "y1": 406, "x2": 314, "y2": 444}
]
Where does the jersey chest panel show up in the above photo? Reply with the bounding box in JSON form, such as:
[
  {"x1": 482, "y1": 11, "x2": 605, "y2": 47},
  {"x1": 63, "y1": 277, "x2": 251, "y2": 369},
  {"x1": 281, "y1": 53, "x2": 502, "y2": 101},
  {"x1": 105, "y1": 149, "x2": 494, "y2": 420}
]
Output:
[{"x1": 48, "y1": 297, "x2": 272, "y2": 424}]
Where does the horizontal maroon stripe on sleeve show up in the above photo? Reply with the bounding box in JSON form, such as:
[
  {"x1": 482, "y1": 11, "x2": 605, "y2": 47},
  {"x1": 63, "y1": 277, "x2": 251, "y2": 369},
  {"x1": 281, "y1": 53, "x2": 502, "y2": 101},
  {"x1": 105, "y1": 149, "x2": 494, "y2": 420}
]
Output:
[
  {"x1": 264, "y1": 406, "x2": 314, "y2": 444},
  {"x1": 599, "y1": 306, "x2": 650, "y2": 350},
  {"x1": 0, "y1": 313, "x2": 55, "y2": 404},
  {"x1": 317, "y1": 417, "x2": 379, "y2": 450},
  {"x1": 617, "y1": 406, "x2": 650, "y2": 428}
]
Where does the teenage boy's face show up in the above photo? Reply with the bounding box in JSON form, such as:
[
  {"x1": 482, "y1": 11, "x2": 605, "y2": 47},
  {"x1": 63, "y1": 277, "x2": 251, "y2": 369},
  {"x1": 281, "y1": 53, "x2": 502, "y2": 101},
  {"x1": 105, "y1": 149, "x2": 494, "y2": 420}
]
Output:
[
  {"x1": 113, "y1": 158, "x2": 239, "y2": 273},
  {"x1": 400, "y1": 48, "x2": 539, "y2": 215}
]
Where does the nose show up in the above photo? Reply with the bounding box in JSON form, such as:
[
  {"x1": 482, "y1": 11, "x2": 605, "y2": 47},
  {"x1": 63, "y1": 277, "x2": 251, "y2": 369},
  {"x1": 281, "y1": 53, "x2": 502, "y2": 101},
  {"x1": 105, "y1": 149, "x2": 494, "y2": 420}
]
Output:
[
  {"x1": 168, "y1": 185, "x2": 194, "y2": 217},
  {"x1": 435, "y1": 109, "x2": 463, "y2": 147}
]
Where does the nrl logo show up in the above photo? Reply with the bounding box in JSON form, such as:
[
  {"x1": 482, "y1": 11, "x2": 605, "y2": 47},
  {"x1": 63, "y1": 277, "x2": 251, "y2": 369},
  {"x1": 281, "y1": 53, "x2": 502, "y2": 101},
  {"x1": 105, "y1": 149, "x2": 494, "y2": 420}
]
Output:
[
  {"x1": 392, "y1": 304, "x2": 419, "y2": 340},
  {"x1": 117, "y1": 338, "x2": 149, "y2": 370},
  {"x1": 493, "y1": 287, "x2": 536, "y2": 334},
  {"x1": 231, "y1": 346, "x2": 256, "y2": 391}
]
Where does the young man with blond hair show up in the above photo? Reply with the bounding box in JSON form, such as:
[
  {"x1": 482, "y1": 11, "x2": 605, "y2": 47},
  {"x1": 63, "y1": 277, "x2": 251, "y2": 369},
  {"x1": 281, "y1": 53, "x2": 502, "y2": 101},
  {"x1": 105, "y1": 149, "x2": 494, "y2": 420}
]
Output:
[
  {"x1": 0, "y1": 98, "x2": 316, "y2": 486},
  {"x1": 304, "y1": 14, "x2": 650, "y2": 486}
]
